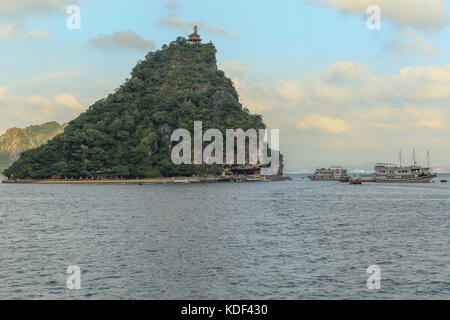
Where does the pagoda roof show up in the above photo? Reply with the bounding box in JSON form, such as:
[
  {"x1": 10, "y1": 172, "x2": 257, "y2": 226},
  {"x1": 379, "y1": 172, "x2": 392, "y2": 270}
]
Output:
[
  {"x1": 188, "y1": 26, "x2": 202, "y2": 42},
  {"x1": 188, "y1": 33, "x2": 201, "y2": 39}
]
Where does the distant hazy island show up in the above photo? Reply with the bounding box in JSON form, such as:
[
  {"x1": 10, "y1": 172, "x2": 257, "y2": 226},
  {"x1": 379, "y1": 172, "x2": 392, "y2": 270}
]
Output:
[
  {"x1": 3, "y1": 35, "x2": 285, "y2": 181},
  {"x1": 0, "y1": 122, "x2": 66, "y2": 174}
]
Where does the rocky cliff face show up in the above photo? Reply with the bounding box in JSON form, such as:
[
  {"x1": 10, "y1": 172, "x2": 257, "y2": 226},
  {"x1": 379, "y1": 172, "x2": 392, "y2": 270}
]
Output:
[
  {"x1": 0, "y1": 122, "x2": 66, "y2": 171},
  {"x1": 4, "y1": 37, "x2": 282, "y2": 179}
]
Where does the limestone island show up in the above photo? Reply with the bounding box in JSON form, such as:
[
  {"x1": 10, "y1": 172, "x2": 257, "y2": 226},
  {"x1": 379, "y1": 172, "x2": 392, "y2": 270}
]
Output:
[{"x1": 2, "y1": 28, "x2": 290, "y2": 184}]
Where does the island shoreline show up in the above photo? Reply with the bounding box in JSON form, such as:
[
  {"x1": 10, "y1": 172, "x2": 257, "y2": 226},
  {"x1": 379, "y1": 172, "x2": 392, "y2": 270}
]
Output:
[{"x1": 2, "y1": 176, "x2": 292, "y2": 184}]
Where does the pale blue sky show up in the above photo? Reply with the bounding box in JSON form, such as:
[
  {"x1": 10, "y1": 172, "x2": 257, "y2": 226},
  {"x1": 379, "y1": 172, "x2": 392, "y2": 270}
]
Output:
[
  {"x1": 1, "y1": 0, "x2": 450, "y2": 171},
  {"x1": 3, "y1": 0, "x2": 449, "y2": 91}
]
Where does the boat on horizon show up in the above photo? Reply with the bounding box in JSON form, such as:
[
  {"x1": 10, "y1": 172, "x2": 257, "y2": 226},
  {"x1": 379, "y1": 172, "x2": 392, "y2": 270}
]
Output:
[
  {"x1": 173, "y1": 178, "x2": 190, "y2": 183},
  {"x1": 309, "y1": 151, "x2": 437, "y2": 183},
  {"x1": 373, "y1": 150, "x2": 436, "y2": 183},
  {"x1": 348, "y1": 178, "x2": 362, "y2": 185},
  {"x1": 309, "y1": 167, "x2": 348, "y2": 181}
]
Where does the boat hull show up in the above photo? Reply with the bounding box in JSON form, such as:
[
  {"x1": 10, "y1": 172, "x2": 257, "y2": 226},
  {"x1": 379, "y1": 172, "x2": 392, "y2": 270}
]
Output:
[
  {"x1": 309, "y1": 177, "x2": 344, "y2": 181},
  {"x1": 375, "y1": 176, "x2": 433, "y2": 183}
]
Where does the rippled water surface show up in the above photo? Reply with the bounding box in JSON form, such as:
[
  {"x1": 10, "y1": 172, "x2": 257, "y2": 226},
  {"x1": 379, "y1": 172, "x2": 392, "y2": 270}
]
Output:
[{"x1": 0, "y1": 175, "x2": 449, "y2": 299}]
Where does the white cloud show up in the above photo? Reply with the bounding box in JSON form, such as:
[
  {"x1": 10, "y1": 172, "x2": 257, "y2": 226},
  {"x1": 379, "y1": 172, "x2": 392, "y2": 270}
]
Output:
[
  {"x1": 225, "y1": 60, "x2": 450, "y2": 114},
  {"x1": 93, "y1": 78, "x2": 112, "y2": 86},
  {"x1": 383, "y1": 29, "x2": 441, "y2": 57},
  {"x1": 0, "y1": 87, "x2": 86, "y2": 132},
  {"x1": 372, "y1": 122, "x2": 403, "y2": 131},
  {"x1": 163, "y1": 1, "x2": 183, "y2": 12},
  {"x1": 0, "y1": 22, "x2": 50, "y2": 38},
  {"x1": 275, "y1": 80, "x2": 309, "y2": 103},
  {"x1": 223, "y1": 60, "x2": 248, "y2": 78},
  {"x1": 304, "y1": 0, "x2": 449, "y2": 31},
  {"x1": 386, "y1": 64, "x2": 450, "y2": 100},
  {"x1": 89, "y1": 31, "x2": 156, "y2": 52},
  {"x1": 220, "y1": 60, "x2": 450, "y2": 168},
  {"x1": 325, "y1": 61, "x2": 373, "y2": 82},
  {"x1": 53, "y1": 93, "x2": 83, "y2": 111},
  {"x1": 0, "y1": 87, "x2": 10, "y2": 96},
  {"x1": 32, "y1": 71, "x2": 85, "y2": 81},
  {"x1": 158, "y1": 17, "x2": 239, "y2": 39},
  {"x1": 404, "y1": 106, "x2": 445, "y2": 130},
  {"x1": 297, "y1": 114, "x2": 350, "y2": 134},
  {"x1": 0, "y1": 0, "x2": 70, "y2": 18}
]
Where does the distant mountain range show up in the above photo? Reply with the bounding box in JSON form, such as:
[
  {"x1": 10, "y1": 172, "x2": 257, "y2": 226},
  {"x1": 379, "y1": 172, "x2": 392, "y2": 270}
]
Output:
[{"x1": 0, "y1": 121, "x2": 66, "y2": 172}]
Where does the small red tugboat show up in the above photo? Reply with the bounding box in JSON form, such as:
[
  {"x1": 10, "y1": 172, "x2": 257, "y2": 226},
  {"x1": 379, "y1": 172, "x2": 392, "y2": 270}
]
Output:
[{"x1": 348, "y1": 178, "x2": 362, "y2": 184}]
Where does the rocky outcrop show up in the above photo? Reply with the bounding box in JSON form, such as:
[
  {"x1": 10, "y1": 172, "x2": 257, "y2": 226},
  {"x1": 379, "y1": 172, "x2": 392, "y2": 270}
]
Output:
[
  {"x1": 4, "y1": 37, "x2": 283, "y2": 179},
  {"x1": 0, "y1": 122, "x2": 66, "y2": 170}
]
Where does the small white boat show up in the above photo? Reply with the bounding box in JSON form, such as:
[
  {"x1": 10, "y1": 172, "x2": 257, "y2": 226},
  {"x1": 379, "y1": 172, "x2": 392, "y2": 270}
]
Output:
[{"x1": 173, "y1": 178, "x2": 190, "y2": 183}]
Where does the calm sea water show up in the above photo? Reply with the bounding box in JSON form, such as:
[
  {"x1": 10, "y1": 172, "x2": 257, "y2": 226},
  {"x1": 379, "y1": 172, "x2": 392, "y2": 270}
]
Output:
[{"x1": 0, "y1": 174, "x2": 448, "y2": 299}]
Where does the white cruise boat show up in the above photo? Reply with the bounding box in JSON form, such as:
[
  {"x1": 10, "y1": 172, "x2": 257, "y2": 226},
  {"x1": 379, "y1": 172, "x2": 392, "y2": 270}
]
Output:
[
  {"x1": 374, "y1": 164, "x2": 433, "y2": 183},
  {"x1": 373, "y1": 151, "x2": 435, "y2": 183},
  {"x1": 309, "y1": 167, "x2": 348, "y2": 181}
]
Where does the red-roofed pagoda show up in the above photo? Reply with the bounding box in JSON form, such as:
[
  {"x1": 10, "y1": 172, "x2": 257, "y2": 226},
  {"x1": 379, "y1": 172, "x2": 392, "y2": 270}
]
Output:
[{"x1": 188, "y1": 25, "x2": 202, "y2": 44}]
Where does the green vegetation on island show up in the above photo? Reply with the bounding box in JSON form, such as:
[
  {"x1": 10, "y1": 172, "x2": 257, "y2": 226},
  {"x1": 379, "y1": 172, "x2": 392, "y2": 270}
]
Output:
[
  {"x1": 0, "y1": 121, "x2": 66, "y2": 172},
  {"x1": 0, "y1": 151, "x2": 10, "y2": 173},
  {"x1": 4, "y1": 37, "x2": 274, "y2": 179}
]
